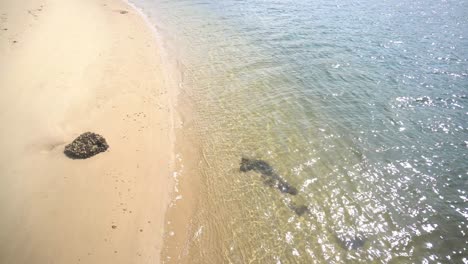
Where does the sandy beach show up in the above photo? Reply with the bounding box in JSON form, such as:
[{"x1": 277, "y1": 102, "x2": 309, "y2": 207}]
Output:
[{"x1": 0, "y1": 0, "x2": 175, "y2": 263}]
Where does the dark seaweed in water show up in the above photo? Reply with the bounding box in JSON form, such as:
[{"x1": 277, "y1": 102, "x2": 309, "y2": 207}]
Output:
[
  {"x1": 64, "y1": 132, "x2": 109, "y2": 159},
  {"x1": 240, "y1": 158, "x2": 298, "y2": 195}
]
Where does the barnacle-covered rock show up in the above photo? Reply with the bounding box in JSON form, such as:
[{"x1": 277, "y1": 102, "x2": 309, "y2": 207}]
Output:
[{"x1": 64, "y1": 132, "x2": 109, "y2": 159}]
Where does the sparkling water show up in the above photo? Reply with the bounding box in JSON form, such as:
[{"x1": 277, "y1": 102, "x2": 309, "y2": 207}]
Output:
[{"x1": 132, "y1": 0, "x2": 467, "y2": 262}]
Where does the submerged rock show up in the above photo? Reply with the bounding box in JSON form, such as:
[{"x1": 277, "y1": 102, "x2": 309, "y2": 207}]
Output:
[
  {"x1": 289, "y1": 204, "x2": 309, "y2": 216},
  {"x1": 64, "y1": 132, "x2": 109, "y2": 159},
  {"x1": 336, "y1": 235, "x2": 366, "y2": 250},
  {"x1": 240, "y1": 158, "x2": 298, "y2": 195},
  {"x1": 277, "y1": 180, "x2": 298, "y2": 195},
  {"x1": 240, "y1": 158, "x2": 274, "y2": 176}
]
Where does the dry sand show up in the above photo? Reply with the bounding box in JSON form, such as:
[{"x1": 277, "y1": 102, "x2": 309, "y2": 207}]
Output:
[{"x1": 0, "y1": 0, "x2": 176, "y2": 263}]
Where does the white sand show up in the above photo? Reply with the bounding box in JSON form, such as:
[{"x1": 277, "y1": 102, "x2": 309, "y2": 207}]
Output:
[{"x1": 0, "y1": 0, "x2": 175, "y2": 263}]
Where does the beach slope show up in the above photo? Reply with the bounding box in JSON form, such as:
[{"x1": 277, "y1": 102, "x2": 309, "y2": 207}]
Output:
[{"x1": 0, "y1": 0, "x2": 174, "y2": 263}]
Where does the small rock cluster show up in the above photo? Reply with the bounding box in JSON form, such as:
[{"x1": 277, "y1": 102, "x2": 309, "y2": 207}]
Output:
[{"x1": 64, "y1": 132, "x2": 109, "y2": 159}]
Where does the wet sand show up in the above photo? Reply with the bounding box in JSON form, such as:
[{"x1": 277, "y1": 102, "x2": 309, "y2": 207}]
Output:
[{"x1": 0, "y1": 0, "x2": 175, "y2": 263}]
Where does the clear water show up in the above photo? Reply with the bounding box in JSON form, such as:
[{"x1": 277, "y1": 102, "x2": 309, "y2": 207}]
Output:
[{"x1": 132, "y1": 0, "x2": 468, "y2": 262}]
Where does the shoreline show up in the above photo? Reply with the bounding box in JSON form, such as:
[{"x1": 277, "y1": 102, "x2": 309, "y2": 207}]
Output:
[
  {"x1": 121, "y1": 1, "x2": 204, "y2": 262},
  {"x1": 0, "y1": 0, "x2": 176, "y2": 263},
  {"x1": 122, "y1": 2, "x2": 206, "y2": 262}
]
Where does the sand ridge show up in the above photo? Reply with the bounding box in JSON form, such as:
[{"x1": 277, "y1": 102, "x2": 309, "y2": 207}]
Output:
[{"x1": 0, "y1": 0, "x2": 175, "y2": 263}]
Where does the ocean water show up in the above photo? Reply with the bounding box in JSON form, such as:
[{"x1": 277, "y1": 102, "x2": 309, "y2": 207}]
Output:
[{"x1": 132, "y1": 0, "x2": 468, "y2": 263}]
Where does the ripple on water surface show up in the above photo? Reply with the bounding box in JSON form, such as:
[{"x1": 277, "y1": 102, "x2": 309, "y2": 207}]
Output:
[{"x1": 133, "y1": 0, "x2": 468, "y2": 262}]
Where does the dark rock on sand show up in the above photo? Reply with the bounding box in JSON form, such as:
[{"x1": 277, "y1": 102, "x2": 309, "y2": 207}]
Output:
[
  {"x1": 240, "y1": 158, "x2": 298, "y2": 195},
  {"x1": 64, "y1": 132, "x2": 109, "y2": 159}
]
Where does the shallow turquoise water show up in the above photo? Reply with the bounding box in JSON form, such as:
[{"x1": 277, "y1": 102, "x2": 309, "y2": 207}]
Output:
[{"x1": 133, "y1": 0, "x2": 467, "y2": 262}]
